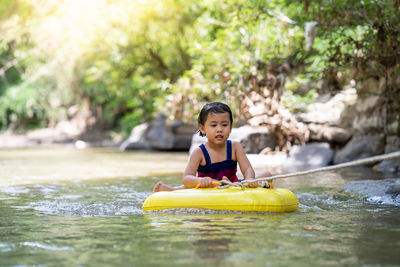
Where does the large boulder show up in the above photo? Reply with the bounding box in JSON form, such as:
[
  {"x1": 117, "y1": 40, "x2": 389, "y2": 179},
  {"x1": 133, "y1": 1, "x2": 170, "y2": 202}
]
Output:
[
  {"x1": 233, "y1": 126, "x2": 279, "y2": 154},
  {"x1": 120, "y1": 114, "x2": 196, "y2": 151},
  {"x1": 282, "y1": 142, "x2": 334, "y2": 171},
  {"x1": 333, "y1": 134, "x2": 385, "y2": 164},
  {"x1": 297, "y1": 88, "x2": 357, "y2": 125},
  {"x1": 145, "y1": 115, "x2": 195, "y2": 150},
  {"x1": 307, "y1": 123, "x2": 352, "y2": 145},
  {"x1": 296, "y1": 88, "x2": 356, "y2": 145},
  {"x1": 352, "y1": 95, "x2": 386, "y2": 135}
]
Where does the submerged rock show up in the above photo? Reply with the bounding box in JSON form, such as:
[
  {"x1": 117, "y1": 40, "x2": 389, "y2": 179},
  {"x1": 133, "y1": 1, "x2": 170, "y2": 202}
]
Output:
[
  {"x1": 343, "y1": 178, "x2": 400, "y2": 206},
  {"x1": 376, "y1": 135, "x2": 400, "y2": 174}
]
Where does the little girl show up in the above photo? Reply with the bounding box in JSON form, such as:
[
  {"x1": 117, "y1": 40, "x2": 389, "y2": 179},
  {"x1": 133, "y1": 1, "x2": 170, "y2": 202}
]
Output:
[{"x1": 153, "y1": 102, "x2": 269, "y2": 192}]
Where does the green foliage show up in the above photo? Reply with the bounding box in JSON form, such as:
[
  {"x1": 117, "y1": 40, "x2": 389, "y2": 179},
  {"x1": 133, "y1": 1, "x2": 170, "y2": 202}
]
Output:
[
  {"x1": 0, "y1": 83, "x2": 48, "y2": 129},
  {"x1": 157, "y1": 0, "x2": 306, "y2": 122},
  {"x1": 73, "y1": 0, "x2": 200, "y2": 133},
  {"x1": 0, "y1": 0, "x2": 200, "y2": 133},
  {"x1": 0, "y1": 0, "x2": 398, "y2": 134},
  {"x1": 284, "y1": 0, "x2": 400, "y2": 71},
  {"x1": 283, "y1": 87, "x2": 317, "y2": 113}
]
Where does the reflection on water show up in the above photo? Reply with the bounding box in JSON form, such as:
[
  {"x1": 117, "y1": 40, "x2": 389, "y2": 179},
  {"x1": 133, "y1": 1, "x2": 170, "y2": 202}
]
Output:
[
  {"x1": 0, "y1": 147, "x2": 400, "y2": 266},
  {"x1": 0, "y1": 147, "x2": 188, "y2": 187}
]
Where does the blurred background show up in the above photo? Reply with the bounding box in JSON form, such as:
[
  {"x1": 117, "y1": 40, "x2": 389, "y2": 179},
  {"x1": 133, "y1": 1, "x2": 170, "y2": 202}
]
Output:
[{"x1": 0, "y1": 0, "x2": 399, "y2": 163}]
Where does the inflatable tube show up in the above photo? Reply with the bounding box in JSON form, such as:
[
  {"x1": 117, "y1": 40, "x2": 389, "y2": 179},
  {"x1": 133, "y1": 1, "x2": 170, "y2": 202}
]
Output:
[{"x1": 143, "y1": 188, "x2": 299, "y2": 212}]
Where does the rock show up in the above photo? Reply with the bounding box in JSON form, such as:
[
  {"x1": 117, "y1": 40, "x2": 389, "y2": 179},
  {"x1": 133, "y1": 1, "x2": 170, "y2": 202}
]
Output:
[
  {"x1": 297, "y1": 88, "x2": 357, "y2": 125},
  {"x1": 189, "y1": 125, "x2": 278, "y2": 154},
  {"x1": 120, "y1": 115, "x2": 196, "y2": 151},
  {"x1": 387, "y1": 120, "x2": 399, "y2": 135},
  {"x1": 307, "y1": 123, "x2": 352, "y2": 145},
  {"x1": 355, "y1": 95, "x2": 384, "y2": 113},
  {"x1": 352, "y1": 96, "x2": 386, "y2": 135},
  {"x1": 146, "y1": 115, "x2": 196, "y2": 150},
  {"x1": 361, "y1": 108, "x2": 386, "y2": 128},
  {"x1": 376, "y1": 135, "x2": 400, "y2": 173},
  {"x1": 295, "y1": 89, "x2": 356, "y2": 146},
  {"x1": 355, "y1": 77, "x2": 386, "y2": 94},
  {"x1": 0, "y1": 131, "x2": 32, "y2": 147},
  {"x1": 237, "y1": 126, "x2": 279, "y2": 154},
  {"x1": 0, "y1": 124, "x2": 117, "y2": 148},
  {"x1": 333, "y1": 134, "x2": 385, "y2": 164},
  {"x1": 119, "y1": 123, "x2": 151, "y2": 150},
  {"x1": 337, "y1": 104, "x2": 357, "y2": 128},
  {"x1": 386, "y1": 184, "x2": 400, "y2": 197},
  {"x1": 145, "y1": 114, "x2": 170, "y2": 149},
  {"x1": 75, "y1": 140, "x2": 89, "y2": 149},
  {"x1": 282, "y1": 142, "x2": 334, "y2": 171},
  {"x1": 343, "y1": 178, "x2": 400, "y2": 206},
  {"x1": 376, "y1": 158, "x2": 400, "y2": 174}
]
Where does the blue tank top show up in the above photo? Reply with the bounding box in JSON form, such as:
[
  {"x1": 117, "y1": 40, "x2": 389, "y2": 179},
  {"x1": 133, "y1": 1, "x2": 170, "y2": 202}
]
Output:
[{"x1": 197, "y1": 140, "x2": 238, "y2": 182}]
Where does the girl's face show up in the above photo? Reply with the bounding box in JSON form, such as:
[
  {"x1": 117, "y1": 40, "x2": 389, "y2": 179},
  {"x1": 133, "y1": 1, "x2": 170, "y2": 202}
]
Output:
[{"x1": 199, "y1": 112, "x2": 232, "y2": 145}]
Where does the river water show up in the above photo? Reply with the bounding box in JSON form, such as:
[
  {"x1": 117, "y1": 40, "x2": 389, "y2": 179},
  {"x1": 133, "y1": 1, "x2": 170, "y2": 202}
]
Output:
[{"x1": 1, "y1": 147, "x2": 399, "y2": 266}]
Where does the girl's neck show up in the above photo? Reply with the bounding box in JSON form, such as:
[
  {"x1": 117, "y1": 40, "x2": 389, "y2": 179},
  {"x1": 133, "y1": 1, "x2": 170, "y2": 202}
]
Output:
[{"x1": 206, "y1": 140, "x2": 226, "y2": 150}]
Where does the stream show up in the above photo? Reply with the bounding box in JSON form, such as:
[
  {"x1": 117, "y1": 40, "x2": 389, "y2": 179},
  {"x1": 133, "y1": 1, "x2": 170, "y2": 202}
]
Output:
[{"x1": 1, "y1": 147, "x2": 399, "y2": 266}]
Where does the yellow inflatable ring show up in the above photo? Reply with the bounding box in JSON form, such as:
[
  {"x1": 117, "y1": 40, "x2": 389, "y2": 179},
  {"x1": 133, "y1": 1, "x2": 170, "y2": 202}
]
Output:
[{"x1": 142, "y1": 187, "x2": 299, "y2": 212}]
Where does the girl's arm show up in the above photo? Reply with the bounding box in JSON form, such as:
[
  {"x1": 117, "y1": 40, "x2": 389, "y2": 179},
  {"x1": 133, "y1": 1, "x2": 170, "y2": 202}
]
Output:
[
  {"x1": 233, "y1": 142, "x2": 258, "y2": 187},
  {"x1": 183, "y1": 148, "x2": 215, "y2": 188}
]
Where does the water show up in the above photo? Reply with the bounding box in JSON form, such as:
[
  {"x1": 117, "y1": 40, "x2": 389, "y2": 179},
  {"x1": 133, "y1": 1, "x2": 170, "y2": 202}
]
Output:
[{"x1": 1, "y1": 148, "x2": 400, "y2": 266}]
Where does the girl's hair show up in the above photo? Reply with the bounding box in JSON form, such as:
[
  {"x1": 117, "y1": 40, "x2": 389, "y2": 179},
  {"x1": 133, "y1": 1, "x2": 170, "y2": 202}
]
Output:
[{"x1": 197, "y1": 102, "x2": 233, "y2": 137}]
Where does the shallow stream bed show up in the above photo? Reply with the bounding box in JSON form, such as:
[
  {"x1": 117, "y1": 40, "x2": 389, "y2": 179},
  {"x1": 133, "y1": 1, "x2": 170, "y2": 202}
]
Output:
[{"x1": 1, "y1": 147, "x2": 399, "y2": 266}]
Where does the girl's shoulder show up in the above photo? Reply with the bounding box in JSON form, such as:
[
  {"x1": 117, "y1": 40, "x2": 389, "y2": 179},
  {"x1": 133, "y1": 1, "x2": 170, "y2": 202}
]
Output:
[
  {"x1": 230, "y1": 140, "x2": 244, "y2": 150},
  {"x1": 190, "y1": 146, "x2": 204, "y2": 158},
  {"x1": 190, "y1": 145, "x2": 207, "y2": 165},
  {"x1": 229, "y1": 140, "x2": 245, "y2": 161}
]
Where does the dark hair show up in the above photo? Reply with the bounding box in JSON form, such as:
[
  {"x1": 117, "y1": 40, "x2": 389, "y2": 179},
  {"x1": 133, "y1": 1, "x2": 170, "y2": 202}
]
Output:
[{"x1": 197, "y1": 102, "x2": 233, "y2": 137}]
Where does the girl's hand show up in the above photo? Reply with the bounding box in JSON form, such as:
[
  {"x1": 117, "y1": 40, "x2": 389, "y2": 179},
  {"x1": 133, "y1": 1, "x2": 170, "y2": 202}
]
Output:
[
  {"x1": 221, "y1": 176, "x2": 230, "y2": 183},
  {"x1": 245, "y1": 179, "x2": 259, "y2": 188},
  {"x1": 198, "y1": 177, "x2": 216, "y2": 188}
]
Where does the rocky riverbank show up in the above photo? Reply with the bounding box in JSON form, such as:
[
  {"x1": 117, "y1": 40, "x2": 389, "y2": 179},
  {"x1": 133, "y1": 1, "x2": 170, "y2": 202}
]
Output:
[
  {"x1": 0, "y1": 126, "x2": 120, "y2": 149},
  {"x1": 120, "y1": 88, "x2": 399, "y2": 174},
  {"x1": 1, "y1": 88, "x2": 399, "y2": 174}
]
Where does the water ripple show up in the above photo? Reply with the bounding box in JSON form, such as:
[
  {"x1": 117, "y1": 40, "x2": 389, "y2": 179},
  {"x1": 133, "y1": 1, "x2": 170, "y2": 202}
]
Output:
[{"x1": 22, "y1": 242, "x2": 74, "y2": 251}]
